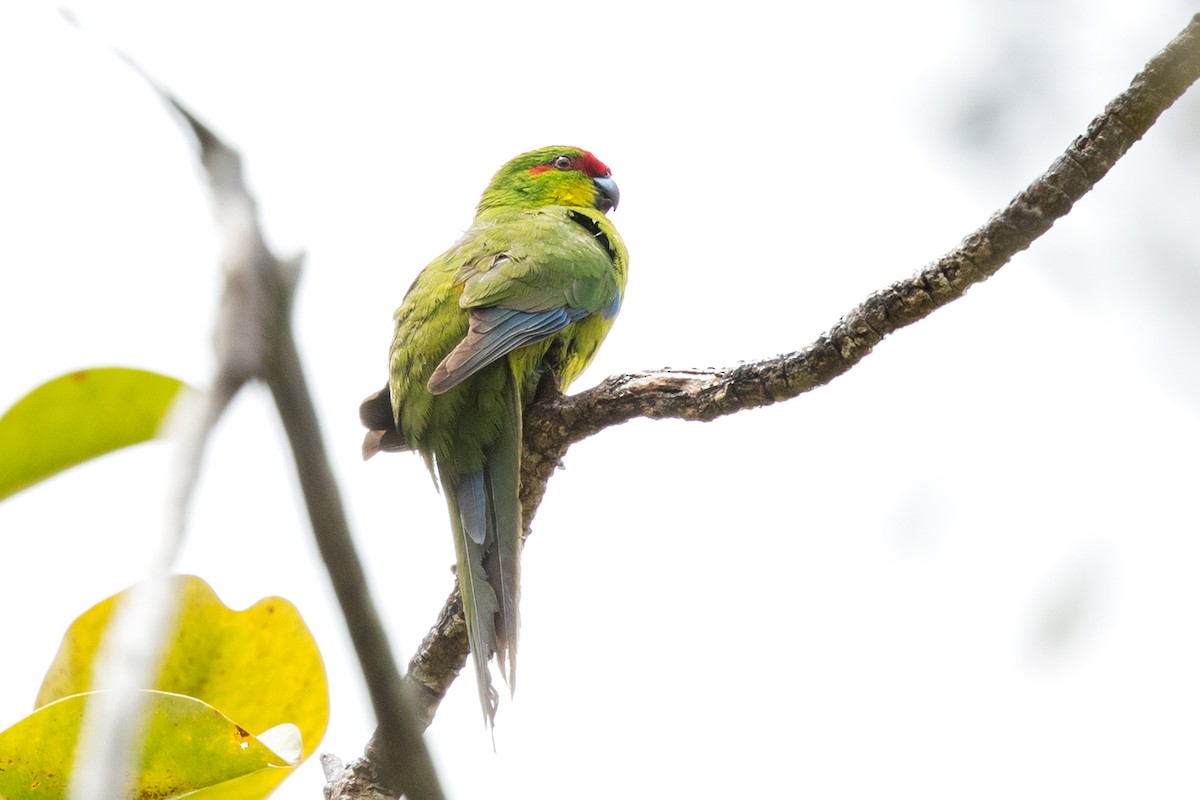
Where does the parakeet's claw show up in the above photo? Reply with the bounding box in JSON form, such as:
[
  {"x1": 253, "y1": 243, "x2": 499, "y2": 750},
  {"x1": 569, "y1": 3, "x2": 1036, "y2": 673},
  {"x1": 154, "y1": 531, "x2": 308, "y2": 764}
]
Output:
[{"x1": 533, "y1": 368, "x2": 564, "y2": 404}]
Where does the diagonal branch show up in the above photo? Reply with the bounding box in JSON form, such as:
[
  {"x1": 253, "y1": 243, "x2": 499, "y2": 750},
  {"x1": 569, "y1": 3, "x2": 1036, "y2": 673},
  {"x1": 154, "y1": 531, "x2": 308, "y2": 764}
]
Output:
[
  {"x1": 399, "y1": 12, "x2": 1200, "y2": 730},
  {"x1": 105, "y1": 58, "x2": 446, "y2": 799},
  {"x1": 176, "y1": 108, "x2": 443, "y2": 799}
]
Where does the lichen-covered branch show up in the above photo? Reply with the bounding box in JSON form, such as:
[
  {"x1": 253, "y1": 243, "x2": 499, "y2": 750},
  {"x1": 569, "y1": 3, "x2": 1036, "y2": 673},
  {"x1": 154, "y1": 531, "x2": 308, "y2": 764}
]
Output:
[{"x1": 400, "y1": 12, "x2": 1200, "y2": 730}]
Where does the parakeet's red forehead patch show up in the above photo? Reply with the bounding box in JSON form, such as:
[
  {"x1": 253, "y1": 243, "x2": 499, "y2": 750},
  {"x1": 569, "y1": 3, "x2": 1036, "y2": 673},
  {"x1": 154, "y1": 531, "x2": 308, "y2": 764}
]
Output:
[
  {"x1": 528, "y1": 148, "x2": 612, "y2": 177},
  {"x1": 574, "y1": 150, "x2": 611, "y2": 177}
]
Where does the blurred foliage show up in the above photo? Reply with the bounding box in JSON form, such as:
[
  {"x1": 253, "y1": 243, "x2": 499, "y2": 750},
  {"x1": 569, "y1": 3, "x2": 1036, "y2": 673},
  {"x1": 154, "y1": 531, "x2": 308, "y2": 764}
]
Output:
[
  {"x1": 0, "y1": 367, "x2": 186, "y2": 501},
  {"x1": 0, "y1": 575, "x2": 328, "y2": 799}
]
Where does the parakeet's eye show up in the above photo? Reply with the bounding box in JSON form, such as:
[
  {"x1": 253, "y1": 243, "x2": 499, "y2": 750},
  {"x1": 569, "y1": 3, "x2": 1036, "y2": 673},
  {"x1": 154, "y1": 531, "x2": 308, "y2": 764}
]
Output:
[{"x1": 553, "y1": 155, "x2": 574, "y2": 170}]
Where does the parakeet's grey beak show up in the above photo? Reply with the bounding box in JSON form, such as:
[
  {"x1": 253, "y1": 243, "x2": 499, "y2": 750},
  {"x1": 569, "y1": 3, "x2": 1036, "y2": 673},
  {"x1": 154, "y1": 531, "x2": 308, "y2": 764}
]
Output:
[{"x1": 593, "y1": 175, "x2": 620, "y2": 213}]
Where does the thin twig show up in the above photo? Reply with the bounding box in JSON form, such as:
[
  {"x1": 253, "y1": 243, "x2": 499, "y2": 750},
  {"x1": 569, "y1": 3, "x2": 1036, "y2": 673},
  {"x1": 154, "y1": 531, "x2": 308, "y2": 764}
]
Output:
[
  {"x1": 167, "y1": 103, "x2": 443, "y2": 799},
  {"x1": 70, "y1": 29, "x2": 444, "y2": 797},
  {"x1": 397, "y1": 12, "x2": 1200, "y2": 730}
]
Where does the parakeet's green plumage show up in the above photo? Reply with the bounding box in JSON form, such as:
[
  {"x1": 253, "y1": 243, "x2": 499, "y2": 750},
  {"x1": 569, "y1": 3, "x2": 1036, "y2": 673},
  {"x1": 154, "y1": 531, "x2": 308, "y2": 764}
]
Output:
[{"x1": 360, "y1": 146, "x2": 628, "y2": 726}]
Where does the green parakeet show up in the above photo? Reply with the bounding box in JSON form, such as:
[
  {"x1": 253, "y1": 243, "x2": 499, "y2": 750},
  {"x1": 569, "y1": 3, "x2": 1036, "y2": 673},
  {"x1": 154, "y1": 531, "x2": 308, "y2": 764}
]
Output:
[{"x1": 360, "y1": 146, "x2": 628, "y2": 726}]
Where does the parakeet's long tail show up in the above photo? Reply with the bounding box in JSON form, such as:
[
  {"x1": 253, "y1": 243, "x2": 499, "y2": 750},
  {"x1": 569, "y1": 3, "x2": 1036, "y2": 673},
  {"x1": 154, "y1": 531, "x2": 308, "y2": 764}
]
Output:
[{"x1": 441, "y1": 375, "x2": 522, "y2": 727}]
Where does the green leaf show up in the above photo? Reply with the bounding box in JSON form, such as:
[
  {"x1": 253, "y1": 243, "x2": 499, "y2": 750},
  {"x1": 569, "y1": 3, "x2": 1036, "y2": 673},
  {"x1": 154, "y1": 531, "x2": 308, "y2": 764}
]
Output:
[
  {"x1": 0, "y1": 690, "x2": 293, "y2": 799},
  {"x1": 0, "y1": 367, "x2": 187, "y2": 501},
  {"x1": 6, "y1": 575, "x2": 329, "y2": 799}
]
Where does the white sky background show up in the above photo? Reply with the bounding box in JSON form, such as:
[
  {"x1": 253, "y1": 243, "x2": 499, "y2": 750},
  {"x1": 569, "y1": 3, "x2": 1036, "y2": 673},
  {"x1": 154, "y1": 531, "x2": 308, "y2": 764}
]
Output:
[{"x1": 2, "y1": 0, "x2": 1200, "y2": 797}]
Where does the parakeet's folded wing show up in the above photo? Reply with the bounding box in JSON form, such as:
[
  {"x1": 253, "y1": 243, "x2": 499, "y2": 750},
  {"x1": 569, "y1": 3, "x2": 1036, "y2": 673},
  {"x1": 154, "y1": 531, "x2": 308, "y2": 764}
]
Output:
[{"x1": 427, "y1": 210, "x2": 622, "y2": 394}]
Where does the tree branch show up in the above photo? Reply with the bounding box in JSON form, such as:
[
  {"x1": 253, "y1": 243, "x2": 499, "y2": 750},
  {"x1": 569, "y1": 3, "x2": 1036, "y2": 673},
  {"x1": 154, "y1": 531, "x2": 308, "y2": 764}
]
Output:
[
  {"x1": 399, "y1": 12, "x2": 1200, "y2": 729},
  {"x1": 102, "y1": 59, "x2": 445, "y2": 798},
  {"x1": 177, "y1": 105, "x2": 443, "y2": 799}
]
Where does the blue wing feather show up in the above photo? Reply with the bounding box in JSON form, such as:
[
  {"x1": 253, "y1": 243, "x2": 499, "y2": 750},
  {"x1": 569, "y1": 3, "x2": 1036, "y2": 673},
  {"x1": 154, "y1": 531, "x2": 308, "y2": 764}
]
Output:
[
  {"x1": 601, "y1": 288, "x2": 622, "y2": 320},
  {"x1": 428, "y1": 306, "x2": 589, "y2": 394}
]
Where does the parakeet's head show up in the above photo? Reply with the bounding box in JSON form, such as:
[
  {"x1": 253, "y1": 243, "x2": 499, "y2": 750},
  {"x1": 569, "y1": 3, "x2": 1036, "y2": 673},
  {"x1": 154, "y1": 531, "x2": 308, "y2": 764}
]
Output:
[{"x1": 476, "y1": 146, "x2": 620, "y2": 215}]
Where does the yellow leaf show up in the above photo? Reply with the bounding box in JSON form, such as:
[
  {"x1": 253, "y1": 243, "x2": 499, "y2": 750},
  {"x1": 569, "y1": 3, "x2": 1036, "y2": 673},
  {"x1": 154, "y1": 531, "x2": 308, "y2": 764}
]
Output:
[
  {"x1": 18, "y1": 576, "x2": 329, "y2": 799},
  {"x1": 0, "y1": 690, "x2": 292, "y2": 799},
  {"x1": 0, "y1": 367, "x2": 187, "y2": 501}
]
